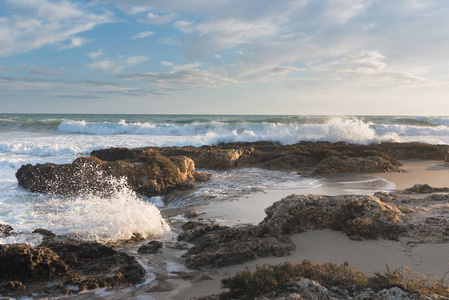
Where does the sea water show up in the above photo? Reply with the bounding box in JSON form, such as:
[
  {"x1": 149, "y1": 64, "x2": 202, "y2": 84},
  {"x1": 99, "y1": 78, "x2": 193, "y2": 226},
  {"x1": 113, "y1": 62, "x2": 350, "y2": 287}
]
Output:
[{"x1": 1, "y1": 114, "x2": 449, "y2": 244}]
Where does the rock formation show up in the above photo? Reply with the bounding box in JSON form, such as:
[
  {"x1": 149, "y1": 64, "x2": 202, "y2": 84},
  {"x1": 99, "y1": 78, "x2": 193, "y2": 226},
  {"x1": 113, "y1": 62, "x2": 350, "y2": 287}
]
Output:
[{"x1": 16, "y1": 149, "x2": 196, "y2": 197}]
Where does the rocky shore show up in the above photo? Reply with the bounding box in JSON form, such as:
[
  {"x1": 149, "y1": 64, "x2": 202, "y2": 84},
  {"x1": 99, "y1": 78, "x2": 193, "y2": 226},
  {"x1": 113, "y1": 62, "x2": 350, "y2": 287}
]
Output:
[
  {"x1": 15, "y1": 141, "x2": 449, "y2": 197},
  {"x1": 3, "y1": 142, "x2": 449, "y2": 298}
]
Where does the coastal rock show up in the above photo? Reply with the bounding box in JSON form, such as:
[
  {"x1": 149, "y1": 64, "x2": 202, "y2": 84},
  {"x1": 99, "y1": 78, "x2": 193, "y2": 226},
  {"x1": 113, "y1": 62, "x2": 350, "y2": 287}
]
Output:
[
  {"x1": 313, "y1": 155, "x2": 398, "y2": 174},
  {"x1": 0, "y1": 244, "x2": 77, "y2": 287},
  {"x1": 402, "y1": 183, "x2": 449, "y2": 194},
  {"x1": 178, "y1": 222, "x2": 294, "y2": 269},
  {"x1": 137, "y1": 240, "x2": 163, "y2": 254},
  {"x1": 376, "y1": 142, "x2": 448, "y2": 160},
  {"x1": 193, "y1": 171, "x2": 213, "y2": 182},
  {"x1": 0, "y1": 224, "x2": 15, "y2": 237},
  {"x1": 260, "y1": 194, "x2": 406, "y2": 240},
  {"x1": 148, "y1": 141, "x2": 405, "y2": 173},
  {"x1": 16, "y1": 151, "x2": 195, "y2": 197}
]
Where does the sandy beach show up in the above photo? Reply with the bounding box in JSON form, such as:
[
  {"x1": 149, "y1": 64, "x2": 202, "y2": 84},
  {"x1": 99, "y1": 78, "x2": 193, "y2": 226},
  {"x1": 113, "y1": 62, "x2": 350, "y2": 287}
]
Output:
[{"x1": 147, "y1": 159, "x2": 449, "y2": 299}]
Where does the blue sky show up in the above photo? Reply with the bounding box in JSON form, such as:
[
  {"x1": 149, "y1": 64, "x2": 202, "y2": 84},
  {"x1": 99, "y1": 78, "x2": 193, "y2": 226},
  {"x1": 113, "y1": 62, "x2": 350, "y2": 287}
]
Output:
[{"x1": 1, "y1": 0, "x2": 449, "y2": 115}]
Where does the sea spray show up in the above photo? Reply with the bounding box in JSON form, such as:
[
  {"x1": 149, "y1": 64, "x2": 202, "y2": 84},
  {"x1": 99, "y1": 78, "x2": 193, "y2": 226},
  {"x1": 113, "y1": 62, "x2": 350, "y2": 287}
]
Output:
[{"x1": 1, "y1": 176, "x2": 170, "y2": 243}]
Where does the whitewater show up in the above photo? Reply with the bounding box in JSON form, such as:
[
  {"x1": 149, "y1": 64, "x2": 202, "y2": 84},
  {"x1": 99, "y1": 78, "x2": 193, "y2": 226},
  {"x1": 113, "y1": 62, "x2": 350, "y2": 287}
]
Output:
[{"x1": 1, "y1": 114, "x2": 449, "y2": 245}]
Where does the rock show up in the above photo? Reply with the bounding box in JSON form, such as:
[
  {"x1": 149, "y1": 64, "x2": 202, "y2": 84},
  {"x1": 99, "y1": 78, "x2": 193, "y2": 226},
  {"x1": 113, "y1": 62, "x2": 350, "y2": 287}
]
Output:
[
  {"x1": 403, "y1": 184, "x2": 449, "y2": 194},
  {"x1": 137, "y1": 241, "x2": 163, "y2": 254},
  {"x1": 178, "y1": 223, "x2": 294, "y2": 269},
  {"x1": 376, "y1": 142, "x2": 448, "y2": 160},
  {"x1": 260, "y1": 194, "x2": 406, "y2": 240},
  {"x1": 313, "y1": 156, "x2": 398, "y2": 174},
  {"x1": 16, "y1": 151, "x2": 195, "y2": 197},
  {"x1": 193, "y1": 171, "x2": 213, "y2": 182},
  {"x1": 0, "y1": 224, "x2": 15, "y2": 237},
  {"x1": 32, "y1": 228, "x2": 56, "y2": 237},
  {"x1": 0, "y1": 244, "x2": 76, "y2": 283}
]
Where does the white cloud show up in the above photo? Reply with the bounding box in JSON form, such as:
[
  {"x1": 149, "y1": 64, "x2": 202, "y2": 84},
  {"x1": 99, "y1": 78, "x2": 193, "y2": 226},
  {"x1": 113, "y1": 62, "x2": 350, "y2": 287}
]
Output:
[
  {"x1": 131, "y1": 31, "x2": 155, "y2": 40},
  {"x1": 118, "y1": 63, "x2": 236, "y2": 87},
  {"x1": 144, "y1": 12, "x2": 176, "y2": 25},
  {"x1": 173, "y1": 20, "x2": 194, "y2": 33},
  {"x1": 87, "y1": 49, "x2": 104, "y2": 60},
  {"x1": 313, "y1": 51, "x2": 427, "y2": 83},
  {"x1": 87, "y1": 55, "x2": 150, "y2": 73},
  {"x1": 160, "y1": 61, "x2": 173, "y2": 66},
  {"x1": 0, "y1": 0, "x2": 115, "y2": 57},
  {"x1": 60, "y1": 36, "x2": 88, "y2": 49}
]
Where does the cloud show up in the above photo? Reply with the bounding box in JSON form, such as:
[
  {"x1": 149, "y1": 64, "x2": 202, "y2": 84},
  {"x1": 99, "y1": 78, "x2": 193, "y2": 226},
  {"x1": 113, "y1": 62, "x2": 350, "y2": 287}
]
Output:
[
  {"x1": 131, "y1": 31, "x2": 155, "y2": 39},
  {"x1": 87, "y1": 55, "x2": 150, "y2": 73},
  {"x1": 0, "y1": 66, "x2": 15, "y2": 71},
  {"x1": 22, "y1": 65, "x2": 61, "y2": 76},
  {"x1": 118, "y1": 63, "x2": 236, "y2": 87},
  {"x1": 0, "y1": 0, "x2": 115, "y2": 57},
  {"x1": 144, "y1": 12, "x2": 176, "y2": 25},
  {"x1": 312, "y1": 51, "x2": 427, "y2": 83},
  {"x1": 87, "y1": 49, "x2": 104, "y2": 60},
  {"x1": 60, "y1": 36, "x2": 88, "y2": 49},
  {"x1": 85, "y1": 79, "x2": 118, "y2": 86}
]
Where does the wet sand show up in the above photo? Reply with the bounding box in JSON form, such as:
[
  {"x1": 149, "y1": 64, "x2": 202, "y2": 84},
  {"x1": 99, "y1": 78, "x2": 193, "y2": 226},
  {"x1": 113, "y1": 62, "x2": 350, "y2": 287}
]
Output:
[{"x1": 155, "y1": 160, "x2": 449, "y2": 299}]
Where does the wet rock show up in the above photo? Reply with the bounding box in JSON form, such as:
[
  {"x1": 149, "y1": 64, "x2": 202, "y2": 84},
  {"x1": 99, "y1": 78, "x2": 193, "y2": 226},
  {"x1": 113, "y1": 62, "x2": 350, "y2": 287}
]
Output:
[
  {"x1": 0, "y1": 224, "x2": 15, "y2": 237},
  {"x1": 376, "y1": 142, "x2": 448, "y2": 160},
  {"x1": 33, "y1": 228, "x2": 56, "y2": 237},
  {"x1": 313, "y1": 155, "x2": 398, "y2": 174},
  {"x1": 403, "y1": 184, "x2": 449, "y2": 194},
  {"x1": 179, "y1": 223, "x2": 294, "y2": 269},
  {"x1": 46, "y1": 241, "x2": 145, "y2": 286},
  {"x1": 137, "y1": 240, "x2": 163, "y2": 254},
  {"x1": 16, "y1": 151, "x2": 195, "y2": 197},
  {"x1": 193, "y1": 171, "x2": 213, "y2": 182},
  {"x1": 0, "y1": 244, "x2": 76, "y2": 283},
  {"x1": 260, "y1": 194, "x2": 406, "y2": 240}
]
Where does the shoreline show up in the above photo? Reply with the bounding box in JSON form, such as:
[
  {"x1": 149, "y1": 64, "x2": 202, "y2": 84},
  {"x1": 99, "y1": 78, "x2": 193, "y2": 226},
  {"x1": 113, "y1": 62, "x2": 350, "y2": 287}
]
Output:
[{"x1": 152, "y1": 159, "x2": 449, "y2": 299}]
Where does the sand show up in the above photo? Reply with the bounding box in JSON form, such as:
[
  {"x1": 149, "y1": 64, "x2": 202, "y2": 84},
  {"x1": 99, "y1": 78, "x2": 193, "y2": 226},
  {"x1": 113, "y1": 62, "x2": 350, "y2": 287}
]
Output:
[
  {"x1": 80, "y1": 160, "x2": 449, "y2": 299},
  {"x1": 154, "y1": 159, "x2": 449, "y2": 299},
  {"x1": 375, "y1": 159, "x2": 449, "y2": 190}
]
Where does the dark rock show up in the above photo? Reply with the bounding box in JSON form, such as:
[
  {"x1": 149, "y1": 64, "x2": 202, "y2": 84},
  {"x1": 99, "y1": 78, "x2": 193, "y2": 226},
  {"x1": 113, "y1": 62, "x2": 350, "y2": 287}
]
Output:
[
  {"x1": 137, "y1": 241, "x2": 163, "y2": 254},
  {"x1": 179, "y1": 223, "x2": 294, "y2": 269},
  {"x1": 193, "y1": 171, "x2": 213, "y2": 182},
  {"x1": 0, "y1": 224, "x2": 15, "y2": 237},
  {"x1": 16, "y1": 152, "x2": 195, "y2": 197},
  {"x1": 313, "y1": 155, "x2": 398, "y2": 174},
  {"x1": 0, "y1": 244, "x2": 76, "y2": 283},
  {"x1": 403, "y1": 183, "x2": 449, "y2": 194},
  {"x1": 261, "y1": 194, "x2": 406, "y2": 240},
  {"x1": 33, "y1": 228, "x2": 56, "y2": 237}
]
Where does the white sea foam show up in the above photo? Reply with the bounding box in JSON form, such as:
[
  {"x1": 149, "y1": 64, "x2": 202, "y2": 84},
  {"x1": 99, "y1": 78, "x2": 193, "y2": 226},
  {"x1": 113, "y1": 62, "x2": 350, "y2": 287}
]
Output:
[{"x1": 0, "y1": 178, "x2": 170, "y2": 243}]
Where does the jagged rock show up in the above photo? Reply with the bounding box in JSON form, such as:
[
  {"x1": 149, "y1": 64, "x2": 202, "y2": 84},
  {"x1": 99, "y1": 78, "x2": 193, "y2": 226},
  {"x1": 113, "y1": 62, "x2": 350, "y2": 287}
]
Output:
[
  {"x1": 403, "y1": 184, "x2": 449, "y2": 194},
  {"x1": 16, "y1": 151, "x2": 195, "y2": 197},
  {"x1": 313, "y1": 156, "x2": 398, "y2": 174},
  {"x1": 137, "y1": 241, "x2": 163, "y2": 254},
  {"x1": 32, "y1": 228, "x2": 56, "y2": 237},
  {"x1": 0, "y1": 224, "x2": 15, "y2": 237},
  {"x1": 178, "y1": 222, "x2": 294, "y2": 269},
  {"x1": 377, "y1": 142, "x2": 448, "y2": 160},
  {"x1": 146, "y1": 141, "x2": 405, "y2": 173},
  {"x1": 0, "y1": 244, "x2": 76, "y2": 283},
  {"x1": 193, "y1": 171, "x2": 213, "y2": 182},
  {"x1": 260, "y1": 194, "x2": 406, "y2": 240}
]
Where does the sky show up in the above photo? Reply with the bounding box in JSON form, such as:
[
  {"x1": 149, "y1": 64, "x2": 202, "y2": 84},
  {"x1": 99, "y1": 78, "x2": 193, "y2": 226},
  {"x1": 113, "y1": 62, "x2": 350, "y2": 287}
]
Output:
[{"x1": 0, "y1": 0, "x2": 449, "y2": 115}]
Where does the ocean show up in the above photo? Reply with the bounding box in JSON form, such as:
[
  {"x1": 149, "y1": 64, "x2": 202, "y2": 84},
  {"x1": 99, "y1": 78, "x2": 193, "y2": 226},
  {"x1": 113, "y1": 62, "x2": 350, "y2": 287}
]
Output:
[{"x1": 1, "y1": 114, "x2": 449, "y2": 245}]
